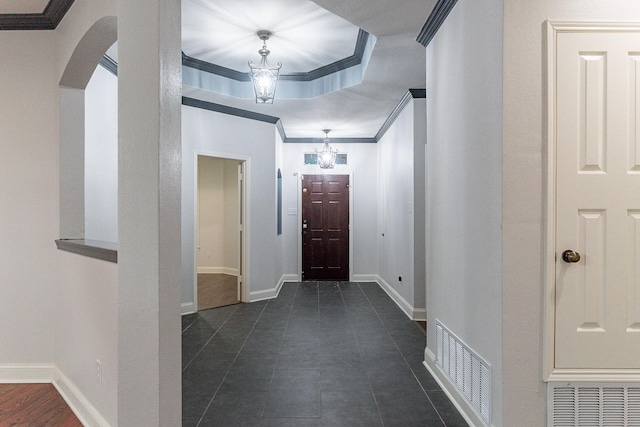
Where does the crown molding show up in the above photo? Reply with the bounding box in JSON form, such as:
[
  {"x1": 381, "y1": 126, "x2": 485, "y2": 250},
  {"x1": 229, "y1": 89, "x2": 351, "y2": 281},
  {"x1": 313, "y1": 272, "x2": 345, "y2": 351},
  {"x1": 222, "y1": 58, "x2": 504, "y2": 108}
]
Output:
[
  {"x1": 183, "y1": 89, "x2": 424, "y2": 144},
  {"x1": 182, "y1": 29, "x2": 371, "y2": 83},
  {"x1": 99, "y1": 54, "x2": 118, "y2": 77},
  {"x1": 87, "y1": 57, "x2": 425, "y2": 143},
  {"x1": 416, "y1": 0, "x2": 458, "y2": 47},
  {"x1": 182, "y1": 97, "x2": 280, "y2": 125},
  {"x1": 0, "y1": 0, "x2": 74, "y2": 31},
  {"x1": 375, "y1": 89, "x2": 426, "y2": 141}
]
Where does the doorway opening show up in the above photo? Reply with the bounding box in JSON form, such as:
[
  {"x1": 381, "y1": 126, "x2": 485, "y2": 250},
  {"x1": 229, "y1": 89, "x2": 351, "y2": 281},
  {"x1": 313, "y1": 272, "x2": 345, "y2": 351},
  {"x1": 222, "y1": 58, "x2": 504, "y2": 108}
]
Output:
[
  {"x1": 195, "y1": 155, "x2": 246, "y2": 310},
  {"x1": 298, "y1": 173, "x2": 352, "y2": 281}
]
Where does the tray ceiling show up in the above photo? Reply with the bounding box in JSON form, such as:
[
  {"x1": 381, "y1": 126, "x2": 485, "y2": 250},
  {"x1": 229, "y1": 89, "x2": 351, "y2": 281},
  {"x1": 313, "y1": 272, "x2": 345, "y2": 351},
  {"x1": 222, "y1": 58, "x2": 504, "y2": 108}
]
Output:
[{"x1": 2, "y1": 0, "x2": 435, "y2": 139}]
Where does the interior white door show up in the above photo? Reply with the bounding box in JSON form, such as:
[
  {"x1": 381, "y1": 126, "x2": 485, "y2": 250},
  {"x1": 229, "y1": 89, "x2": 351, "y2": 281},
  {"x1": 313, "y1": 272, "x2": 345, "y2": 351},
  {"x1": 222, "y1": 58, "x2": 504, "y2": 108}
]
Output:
[{"x1": 555, "y1": 29, "x2": 640, "y2": 369}]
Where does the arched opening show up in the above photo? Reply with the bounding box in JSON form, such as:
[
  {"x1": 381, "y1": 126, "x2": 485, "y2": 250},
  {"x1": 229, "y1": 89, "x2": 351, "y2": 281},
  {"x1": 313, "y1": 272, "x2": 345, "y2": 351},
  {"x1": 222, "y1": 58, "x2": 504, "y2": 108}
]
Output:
[{"x1": 58, "y1": 16, "x2": 117, "y2": 244}]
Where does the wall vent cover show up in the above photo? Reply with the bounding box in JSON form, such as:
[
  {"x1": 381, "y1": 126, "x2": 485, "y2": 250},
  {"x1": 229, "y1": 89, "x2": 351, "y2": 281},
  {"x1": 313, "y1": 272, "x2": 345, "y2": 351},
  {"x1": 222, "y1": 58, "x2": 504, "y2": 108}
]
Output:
[
  {"x1": 435, "y1": 320, "x2": 491, "y2": 423},
  {"x1": 550, "y1": 384, "x2": 640, "y2": 426}
]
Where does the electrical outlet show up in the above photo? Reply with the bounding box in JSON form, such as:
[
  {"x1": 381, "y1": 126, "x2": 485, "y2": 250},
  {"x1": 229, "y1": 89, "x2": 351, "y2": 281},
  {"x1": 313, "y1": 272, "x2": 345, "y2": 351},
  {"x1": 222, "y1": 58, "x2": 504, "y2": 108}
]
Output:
[
  {"x1": 398, "y1": 276, "x2": 402, "y2": 282},
  {"x1": 96, "y1": 359, "x2": 102, "y2": 385},
  {"x1": 207, "y1": 252, "x2": 211, "y2": 259}
]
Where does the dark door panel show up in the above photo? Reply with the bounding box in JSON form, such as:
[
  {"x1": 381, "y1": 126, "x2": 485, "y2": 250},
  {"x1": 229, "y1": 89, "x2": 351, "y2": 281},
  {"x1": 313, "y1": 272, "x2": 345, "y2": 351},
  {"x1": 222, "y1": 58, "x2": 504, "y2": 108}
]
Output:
[{"x1": 302, "y1": 174, "x2": 349, "y2": 281}]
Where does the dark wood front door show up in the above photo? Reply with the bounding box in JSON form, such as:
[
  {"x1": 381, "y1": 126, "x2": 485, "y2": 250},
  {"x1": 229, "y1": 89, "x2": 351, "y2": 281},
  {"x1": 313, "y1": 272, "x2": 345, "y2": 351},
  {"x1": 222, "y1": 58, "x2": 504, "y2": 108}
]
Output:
[{"x1": 301, "y1": 174, "x2": 349, "y2": 281}]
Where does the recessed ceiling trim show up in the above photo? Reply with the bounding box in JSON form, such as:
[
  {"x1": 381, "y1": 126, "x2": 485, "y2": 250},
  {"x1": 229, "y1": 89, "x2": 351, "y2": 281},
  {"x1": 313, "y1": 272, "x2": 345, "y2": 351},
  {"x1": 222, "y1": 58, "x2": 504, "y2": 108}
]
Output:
[
  {"x1": 285, "y1": 137, "x2": 377, "y2": 144},
  {"x1": 182, "y1": 96, "x2": 280, "y2": 125},
  {"x1": 183, "y1": 89, "x2": 424, "y2": 144},
  {"x1": 416, "y1": 0, "x2": 459, "y2": 47},
  {"x1": 182, "y1": 32, "x2": 375, "y2": 100},
  {"x1": 182, "y1": 52, "x2": 250, "y2": 83},
  {"x1": 182, "y1": 29, "x2": 371, "y2": 83},
  {"x1": 375, "y1": 89, "x2": 426, "y2": 141},
  {"x1": 280, "y1": 29, "x2": 369, "y2": 82},
  {"x1": 99, "y1": 54, "x2": 118, "y2": 77},
  {"x1": 0, "y1": 0, "x2": 74, "y2": 30}
]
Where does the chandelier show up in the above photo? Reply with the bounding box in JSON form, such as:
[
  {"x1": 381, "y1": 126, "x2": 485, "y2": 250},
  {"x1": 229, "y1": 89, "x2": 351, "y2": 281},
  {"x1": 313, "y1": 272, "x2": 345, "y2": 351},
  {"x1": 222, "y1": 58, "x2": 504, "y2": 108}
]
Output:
[
  {"x1": 315, "y1": 129, "x2": 338, "y2": 169},
  {"x1": 248, "y1": 30, "x2": 282, "y2": 104}
]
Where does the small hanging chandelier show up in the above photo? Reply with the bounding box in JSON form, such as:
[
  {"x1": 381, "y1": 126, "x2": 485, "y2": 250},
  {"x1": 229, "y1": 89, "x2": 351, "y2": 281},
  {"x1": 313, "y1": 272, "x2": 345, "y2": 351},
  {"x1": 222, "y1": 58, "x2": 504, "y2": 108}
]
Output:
[
  {"x1": 315, "y1": 129, "x2": 338, "y2": 169},
  {"x1": 248, "y1": 30, "x2": 282, "y2": 104}
]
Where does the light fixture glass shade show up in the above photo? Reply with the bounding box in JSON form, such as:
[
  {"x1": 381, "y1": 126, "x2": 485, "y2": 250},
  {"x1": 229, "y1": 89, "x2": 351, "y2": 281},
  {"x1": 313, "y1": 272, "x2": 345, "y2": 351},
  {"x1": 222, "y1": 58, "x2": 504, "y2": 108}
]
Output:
[
  {"x1": 315, "y1": 130, "x2": 338, "y2": 169},
  {"x1": 248, "y1": 31, "x2": 282, "y2": 104}
]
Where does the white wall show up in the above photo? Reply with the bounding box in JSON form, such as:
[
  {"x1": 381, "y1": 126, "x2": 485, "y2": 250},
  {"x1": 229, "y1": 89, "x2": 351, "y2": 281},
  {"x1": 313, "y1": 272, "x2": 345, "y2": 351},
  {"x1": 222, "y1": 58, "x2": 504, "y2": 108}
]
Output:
[
  {"x1": 56, "y1": 253, "x2": 118, "y2": 426},
  {"x1": 280, "y1": 142, "x2": 378, "y2": 278},
  {"x1": 54, "y1": 2, "x2": 119, "y2": 424},
  {"x1": 502, "y1": 2, "x2": 640, "y2": 425},
  {"x1": 425, "y1": 0, "x2": 503, "y2": 425},
  {"x1": 85, "y1": 64, "x2": 118, "y2": 242},
  {"x1": 0, "y1": 2, "x2": 120, "y2": 424},
  {"x1": 197, "y1": 156, "x2": 225, "y2": 269},
  {"x1": 0, "y1": 31, "x2": 59, "y2": 364},
  {"x1": 377, "y1": 99, "x2": 427, "y2": 314},
  {"x1": 182, "y1": 106, "x2": 279, "y2": 306},
  {"x1": 196, "y1": 156, "x2": 240, "y2": 273},
  {"x1": 223, "y1": 159, "x2": 240, "y2": 271}
]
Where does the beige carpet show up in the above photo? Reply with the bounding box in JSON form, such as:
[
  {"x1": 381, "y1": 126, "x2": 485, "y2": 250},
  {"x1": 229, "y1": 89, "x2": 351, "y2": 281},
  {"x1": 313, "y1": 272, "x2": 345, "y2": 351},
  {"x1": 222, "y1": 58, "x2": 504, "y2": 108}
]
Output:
[{"x1": 198, "y1": 273, "x2": 239, "y2": 310}]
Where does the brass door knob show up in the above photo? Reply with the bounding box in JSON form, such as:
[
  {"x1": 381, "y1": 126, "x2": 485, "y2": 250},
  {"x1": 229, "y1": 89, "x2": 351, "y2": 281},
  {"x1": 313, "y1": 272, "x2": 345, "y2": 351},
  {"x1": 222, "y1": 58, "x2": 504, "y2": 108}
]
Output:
[{"x1": 562, "y1": 250, "x2": 581, "y2": 263}]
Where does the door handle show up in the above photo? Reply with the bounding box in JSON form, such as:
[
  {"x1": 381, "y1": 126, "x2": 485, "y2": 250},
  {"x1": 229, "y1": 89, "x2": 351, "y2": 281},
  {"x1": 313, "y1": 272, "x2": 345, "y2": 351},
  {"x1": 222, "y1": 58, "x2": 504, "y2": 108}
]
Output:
[{"x1": 562, "y1": 250, "x2": 581, "y2": 263}]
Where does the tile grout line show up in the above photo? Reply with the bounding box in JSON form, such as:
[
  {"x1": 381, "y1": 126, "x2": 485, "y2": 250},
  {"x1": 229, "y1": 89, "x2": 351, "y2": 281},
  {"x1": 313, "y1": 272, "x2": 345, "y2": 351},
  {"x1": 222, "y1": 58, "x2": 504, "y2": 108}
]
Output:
[
  {"x1": 182, "y1": 305, "x2": 241, "y2": 372},
  {"x1": 194, "y1": 301, "x2": 271, "y2": 427},
  {"x1": 358, "y1": 285, "x2": 448, "y2": 427},
  {"x1": 259, "y1": 281, "x2": 301, "y2": 419},
  {"x1": 341, "y1": 282, "x2": 386, "y2": 427}
]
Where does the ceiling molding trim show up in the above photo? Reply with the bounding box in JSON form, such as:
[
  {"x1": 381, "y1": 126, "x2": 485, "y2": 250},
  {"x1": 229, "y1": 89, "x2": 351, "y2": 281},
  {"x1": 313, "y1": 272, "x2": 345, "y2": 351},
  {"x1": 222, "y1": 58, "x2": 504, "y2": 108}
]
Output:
[
  {"x1": 0, "y1": 0, "x2": 74, "y2": 31},
  {"x1": 276, "y1": 120, "x2": 287, "y2": 142},
  {"x1": 183, "y1": 89, "x2": 425, "y2": 143},
  {"x1": 182, "y1": 29, "x2": 371, "y2": 83},
  {"x1": 182, "y1": 52, "x2": 250, "y2": 82},
  {"x1": 280, "y1": 29, "x2": 369, "y2": 82},
  {"x1": 100, "y1": 54, "x2": 118, "y2": 77},
  {"x1": 285, "y1": 137, "x2": 377, "y2": 144},
  {"x1": 375, "y1": 89, "x2": 426, "y2": 141},
  {"x1": 182, "y1": 96, "x2": 280, "y2": 125},
  {"x1": 416, "y1": 0, "x2": 459, "y2": 47}
]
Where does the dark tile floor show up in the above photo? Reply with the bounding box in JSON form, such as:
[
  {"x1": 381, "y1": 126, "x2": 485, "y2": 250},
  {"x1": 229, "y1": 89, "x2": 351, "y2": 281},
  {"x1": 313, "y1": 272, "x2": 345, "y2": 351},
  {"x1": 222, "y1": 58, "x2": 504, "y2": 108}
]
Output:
[{"x1": 182, "y1": 281, "x2": 468, "y2": 427}]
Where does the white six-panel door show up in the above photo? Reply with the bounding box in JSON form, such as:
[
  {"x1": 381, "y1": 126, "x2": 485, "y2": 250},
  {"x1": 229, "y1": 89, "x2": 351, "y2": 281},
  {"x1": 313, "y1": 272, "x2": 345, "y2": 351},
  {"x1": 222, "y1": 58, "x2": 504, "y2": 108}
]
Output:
[{"x1": 555, "y1": 28, "x2": 640, "y2": 369}]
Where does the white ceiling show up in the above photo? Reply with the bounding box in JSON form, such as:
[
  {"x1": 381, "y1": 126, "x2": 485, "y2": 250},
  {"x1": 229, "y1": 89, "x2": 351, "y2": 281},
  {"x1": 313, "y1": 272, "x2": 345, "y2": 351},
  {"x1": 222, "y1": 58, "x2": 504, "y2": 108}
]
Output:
[
  {"x1": 182, "y1": 0, "x2": 360, "y2": 73},
  {"x1": 1, "y1": 0, "x2": 435, "y2": 140},
  {"x1": 182, "y1": 0, "x2": 434, "y2": 139}
]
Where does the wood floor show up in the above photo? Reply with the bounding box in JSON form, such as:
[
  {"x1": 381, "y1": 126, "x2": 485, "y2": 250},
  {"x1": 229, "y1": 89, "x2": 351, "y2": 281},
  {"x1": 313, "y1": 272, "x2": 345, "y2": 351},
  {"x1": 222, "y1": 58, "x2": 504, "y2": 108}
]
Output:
[
  {"x1": 0, "y1": 383, "x2": 82, "y2": 426},
  {"x1": 197, "y1": 273, "x2": 239, "y2": 310}
]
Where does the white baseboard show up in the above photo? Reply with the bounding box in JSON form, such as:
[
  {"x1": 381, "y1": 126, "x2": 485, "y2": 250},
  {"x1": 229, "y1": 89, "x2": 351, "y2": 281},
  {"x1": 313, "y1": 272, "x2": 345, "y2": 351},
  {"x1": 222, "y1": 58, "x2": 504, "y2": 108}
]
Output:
[
  {"x1": 181, "y1": 302, "x2": 195, "y2": 315},
  {"x1": 53, "y1": 368, "x2": 111, "y2": 427},
  {"x1": 249, "y1": 274, "x2": 298, "y2": 302},
  {"x1": 0, "y1": 363, "x2": 110, "y2": 426},
  {"x1": 412, "y1": 308, "x2": 427, "y2": 322},
  {"x1": 373, "y1": 275, "x2": 426, "y2": 321},
  {"x1": 0, "y1": 363, "x2": 56, "y2": 383},
  {"x1": 423, "y1": 349, "x2": 491, "y2": 427},
  {"x1": 352, "y1": 274, "x2": 379, "y2": 282},
  {"x1": 197, "y1": 267, "x2": 238, "y2": 276}
]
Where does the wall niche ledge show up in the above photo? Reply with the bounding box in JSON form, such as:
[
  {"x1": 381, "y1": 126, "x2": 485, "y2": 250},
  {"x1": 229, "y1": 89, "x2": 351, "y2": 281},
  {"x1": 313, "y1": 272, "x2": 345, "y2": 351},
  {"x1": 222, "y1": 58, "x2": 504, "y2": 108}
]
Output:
[{"x1": 55, "y1": 239, "x2": 117, "y2": 263}]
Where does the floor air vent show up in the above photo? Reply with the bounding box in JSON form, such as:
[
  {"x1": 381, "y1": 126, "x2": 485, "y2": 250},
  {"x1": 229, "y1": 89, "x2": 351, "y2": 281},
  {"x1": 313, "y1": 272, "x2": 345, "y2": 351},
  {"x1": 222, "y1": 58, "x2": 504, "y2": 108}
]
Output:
[
  {"x1": 435, "y1": 321, "x2": 491, "y2": 423},
  {"x1": 550, "y1": 384, "x2": 640, "y2": 426}
]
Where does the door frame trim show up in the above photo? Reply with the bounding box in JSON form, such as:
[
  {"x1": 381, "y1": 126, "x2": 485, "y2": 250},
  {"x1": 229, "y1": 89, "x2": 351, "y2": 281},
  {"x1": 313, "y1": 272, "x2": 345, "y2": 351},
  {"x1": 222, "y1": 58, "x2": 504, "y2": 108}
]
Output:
[
  {"x1": 193, "y1": 151, "x2": 250, "y2": 310},
  {"x1": 297, "y1": 172, "x2": 354, "y2": 281},
  {"x1": 543, "y1": 21, "x2": 640, "y2": 381}
]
